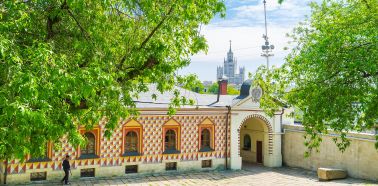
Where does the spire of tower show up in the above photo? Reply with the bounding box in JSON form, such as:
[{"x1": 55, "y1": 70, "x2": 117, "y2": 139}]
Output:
[{"x1": 229, "y1": 40, "x2": 232, "y2": 52}]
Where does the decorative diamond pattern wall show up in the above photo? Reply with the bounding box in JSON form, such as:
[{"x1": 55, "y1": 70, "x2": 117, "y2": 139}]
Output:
[{"x1": 6, "y1": 114, "x2": 230, "y2": 174}]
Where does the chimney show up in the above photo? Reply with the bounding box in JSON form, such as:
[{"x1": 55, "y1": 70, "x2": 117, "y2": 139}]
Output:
[
  {"x1": 219, "y1": 79, "x2": 228, "y2": 95},
  {"x1": 217, "y1": 79, "x2": 228, "y2": 102}
]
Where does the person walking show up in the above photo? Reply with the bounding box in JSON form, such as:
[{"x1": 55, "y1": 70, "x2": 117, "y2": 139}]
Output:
[{"x1": 61, "y1": 155, "x2": 71, "y2": 185}]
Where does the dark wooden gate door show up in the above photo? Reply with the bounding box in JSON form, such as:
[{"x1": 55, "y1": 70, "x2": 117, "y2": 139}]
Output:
[{"x1": 256, "y1": 141, "x2": 263, "y2": 163}]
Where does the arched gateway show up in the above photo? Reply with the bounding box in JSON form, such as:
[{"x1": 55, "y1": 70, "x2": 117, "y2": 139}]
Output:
[
  {"x1": 229, "y1": 80, "x2": 282, "y2": 169},
  {"x1": 238, "y1": 114, "x2": 273, "y2": 157},
  {"x1": 238, "y1": 114, "x2": 273, "y2": 166}
]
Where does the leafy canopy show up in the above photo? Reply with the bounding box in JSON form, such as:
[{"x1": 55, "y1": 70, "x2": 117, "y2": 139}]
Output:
[
  {"x1": 204, "y1": 82, "x2": 239, "y2": 95},
  {"x1": 254, "y1": 0, "x2": 378, "y2": 154},
  {"x1": 0, "y1": 0, "x2": 225, "y2": 160}
]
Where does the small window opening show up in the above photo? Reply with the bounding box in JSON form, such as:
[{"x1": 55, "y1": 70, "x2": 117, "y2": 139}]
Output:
[
  {"x1": 243, "y1": 134, "x2": 251, "y2": 150},
  {"x1": 30, "y1": 172, "x2": 47, "y2": 181},
  {"x1": 80, "y1": 168, "x2": 95, "y2": 177},
  {"x1": 165, "y1": 162, "x2": 177, "y2": 171},
  {"x1": 202, "y1": 160, "x2": 212, "y2": 168},
  {"x1": 125, "y1": 165, "x2": 138, "y2": 174}
]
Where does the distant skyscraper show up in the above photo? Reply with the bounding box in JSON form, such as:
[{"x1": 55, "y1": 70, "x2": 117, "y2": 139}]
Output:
[{"x1": 217, "y1": 41, "x2": 245, "y2": 85}]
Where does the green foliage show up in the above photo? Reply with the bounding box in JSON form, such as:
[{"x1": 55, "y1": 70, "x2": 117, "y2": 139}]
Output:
[
  {"x1": 294, "y1": 108, "x2": 303, "y2": 122},
  {"x1": 207, "y1": 82, "x2": 219, "y2": 94},
  {"x1": 0, "y1": 0, "x2": 225, "y2": 160},
  {"x1": 227, "y1": 85, "x2": 239, "y2": 95},
  {"x1": 202, "y1": 82, "x2": 239, "y2": 95},
  {"x1": 254, "y1": 0, "x2": 378, "y2": 153}
]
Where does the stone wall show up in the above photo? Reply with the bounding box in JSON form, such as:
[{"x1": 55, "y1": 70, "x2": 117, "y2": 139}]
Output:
[{"x1": 282, "y1": 124, "x2": 378, "y2": 181}]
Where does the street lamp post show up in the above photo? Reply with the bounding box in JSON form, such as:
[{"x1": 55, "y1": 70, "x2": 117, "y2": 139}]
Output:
[{"x1": 261, "y1": 0, "x2": 274, "y2": 70}]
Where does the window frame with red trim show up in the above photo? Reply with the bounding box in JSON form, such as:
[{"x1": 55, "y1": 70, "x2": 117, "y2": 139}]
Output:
[
  {"x1": 198, "y1": 119, "x2": 215, "y2": 152},
  {"x1": 27, "y1": 142, "x2": 53, "y2": 162},
  {"x1": 78, "y1": 127, "x2": 101, "y2": 159},
  {"x1": 162, "y1": 119, "x2": 181, "y2": 154},
  {"x1": 121, "y1": 119, "x2": 143, "y2": 157}
]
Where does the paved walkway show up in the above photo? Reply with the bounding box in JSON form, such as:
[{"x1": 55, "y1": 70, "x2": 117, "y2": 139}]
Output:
[{"x1": 19, "y1": 164, "x2": 377, "y2": 186}]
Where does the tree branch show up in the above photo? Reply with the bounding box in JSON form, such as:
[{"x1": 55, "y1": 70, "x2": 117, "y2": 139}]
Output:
[
  {"x1": 61, "y1": 1, "x2": 91, "y2": 41},
  {"x1": 119, "y1": 4, "x2": 175, "y2": 68},
  {"x1": 65, "y1": 98, "x2": 89, "y2": 110},
  {"x1": 45, "y1": 1, "x2": 90, "y2": 41},
  {"x1": 46, "y1": 5, "x2": 61, "y2": 40},
  {"x1": 46, "y1": 16, "x2": 55, "y2": 40},
  {"x1": 117, "y1": 57, "x2": 160, "y2": 83},
  {"x1": 111, "y1": 5, "x2": 134, "y2": 19},
  {"x1": 139, "y1": 6, "x2": 174, "y2": 50}
]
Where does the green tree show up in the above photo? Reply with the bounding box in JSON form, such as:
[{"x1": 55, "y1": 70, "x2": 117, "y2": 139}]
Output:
[
  {"x1": 254, "y1": 0, "x2": 378, "y2": 154},
  {"x1": 227, "y1": 85, "x2": 239, "y2": 95},
  {"x1": 0, "y1": 0, "x2": 225, "y2": 161},
  {"x1": 203, "y1": 82, "x2": 239, "y2": 95},
  {"x1": 208, "y1": 82, "x2": 219, "y2": 94}
]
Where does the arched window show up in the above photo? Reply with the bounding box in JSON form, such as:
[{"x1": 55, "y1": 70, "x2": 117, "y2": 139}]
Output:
[
  {"x1": 243, "y1": 134, "x2": 251, "y2": 150},
  {"x1": 122, "y1": 119, "x2": 143, "y2": 156},
  {"x1": 78, "y1": 127, "x2": 100, "y2": 159},
  {"x1": 165, "y1": 129, "x2": 176, "y2": 151},
  {"x1": 201, "y1": 129, "x2": 211, "y2": 151},
  {"x1": 28, "y1": 143, "x2": 51, "y2": 162},
  {"x1": 125, "y1": 131, "x2": 138, "y2": 154},
  {"x1": 82, "y1": 132, "x2": 96, "y2": 155},
  {"x1": 198, "y1": 118, "x2": 215, "y2": 152}
]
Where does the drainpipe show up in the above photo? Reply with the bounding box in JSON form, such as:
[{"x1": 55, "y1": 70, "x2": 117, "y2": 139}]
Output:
[
  {"x1": 279, "y1": 108, "x2": 284, "y2": 166},
  {"x1": 280, "y1": 108, "x2": 284, "y2": 129},
  {"x1": 217, "y1": 80, "x2": 221, "y2": 102},
  {"x1": 225, "y1": 105, "x2": 231, "y2": 170}
]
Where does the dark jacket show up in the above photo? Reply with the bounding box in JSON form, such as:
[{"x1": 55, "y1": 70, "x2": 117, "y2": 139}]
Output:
[{"x1": 62, "y1": 159, "x2": 70, "y2": 170}]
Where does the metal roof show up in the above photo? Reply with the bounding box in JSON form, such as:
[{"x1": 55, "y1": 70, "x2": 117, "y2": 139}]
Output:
[{"x1": 133, "y1": 84, "x2": 240, "y2": 109}]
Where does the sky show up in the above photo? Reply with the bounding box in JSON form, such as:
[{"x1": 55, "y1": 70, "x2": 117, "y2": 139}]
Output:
[{"x1": 179, "y1": 0, "x2": 316, "y2": 82}]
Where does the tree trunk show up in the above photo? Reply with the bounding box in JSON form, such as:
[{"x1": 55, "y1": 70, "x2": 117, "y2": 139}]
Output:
[{"x1": 3, "y1": 158, "x2": 8, "y2": 185}]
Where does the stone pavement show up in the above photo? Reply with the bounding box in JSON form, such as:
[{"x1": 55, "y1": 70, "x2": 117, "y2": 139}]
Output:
[{"x1": 18, "y1": 164, "x2": 377, "y2": 186}]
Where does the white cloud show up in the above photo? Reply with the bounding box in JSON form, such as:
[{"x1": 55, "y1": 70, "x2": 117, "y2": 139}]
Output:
[
  {"x1": 213, "y1": 0, "x2": 315, "y2": 28},
  {"x1": 181, "y1": 25, "x2": 292, "y2": 81},
  {"x1": 179, "y1": 0, "x2": 317, "y2": 81},
  {"x1": 192, "y1": 25, "x2": 291, "y2": 62}
]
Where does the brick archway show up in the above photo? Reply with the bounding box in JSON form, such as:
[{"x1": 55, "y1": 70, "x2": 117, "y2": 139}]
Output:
[{"x1": 237, "y1": 114, "x2": 273, "y2": 156}]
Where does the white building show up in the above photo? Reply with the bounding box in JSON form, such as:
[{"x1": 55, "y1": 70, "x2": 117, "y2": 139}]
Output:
[{"x1": 1, "y1": 81, "x2": 288, "y2": 184}]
